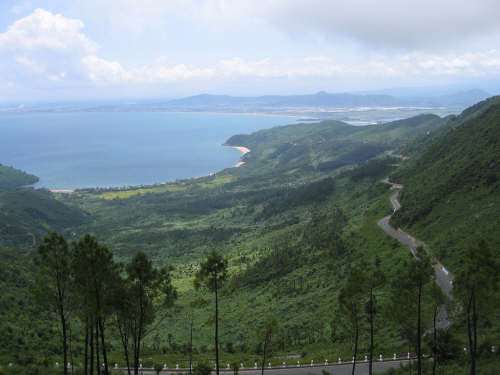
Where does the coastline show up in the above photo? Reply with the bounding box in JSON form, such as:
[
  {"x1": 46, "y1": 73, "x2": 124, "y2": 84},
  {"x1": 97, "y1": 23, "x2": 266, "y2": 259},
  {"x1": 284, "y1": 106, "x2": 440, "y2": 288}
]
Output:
[
  {"x1": 223, "y1": 144, "x2": 251, "y2": 167},
  {"x1": 8, "y1": 111, "x2": 302, "y2": 193},
  {"x1": 47, "y1": 145, "x2": 250, "y2": 192}
]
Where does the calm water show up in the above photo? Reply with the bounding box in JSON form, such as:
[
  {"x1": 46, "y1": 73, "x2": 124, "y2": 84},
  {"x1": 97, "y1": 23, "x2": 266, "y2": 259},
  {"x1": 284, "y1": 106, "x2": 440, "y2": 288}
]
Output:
[{"x1": 0, "y1": 112, "x2": 291, "y2": 189}]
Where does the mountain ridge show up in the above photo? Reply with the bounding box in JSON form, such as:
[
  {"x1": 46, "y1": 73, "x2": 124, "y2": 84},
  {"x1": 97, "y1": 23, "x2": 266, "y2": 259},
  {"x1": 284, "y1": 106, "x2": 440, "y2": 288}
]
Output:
[{"x1": 164, "y1": 89, "x2": 490, "y2": 109}]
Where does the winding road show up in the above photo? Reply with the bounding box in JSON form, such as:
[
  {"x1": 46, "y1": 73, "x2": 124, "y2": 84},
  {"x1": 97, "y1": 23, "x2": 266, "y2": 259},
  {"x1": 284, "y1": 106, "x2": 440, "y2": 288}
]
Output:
[{"x1": 377, "y1": 178, "x2": 454, "y2": 328}]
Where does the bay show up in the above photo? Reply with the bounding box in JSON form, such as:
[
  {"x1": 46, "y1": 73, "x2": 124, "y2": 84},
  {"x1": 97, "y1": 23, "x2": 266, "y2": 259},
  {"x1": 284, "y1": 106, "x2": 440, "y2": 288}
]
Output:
[{"x1": 0, "y1": 111, "x2": 292, "y2": 189}]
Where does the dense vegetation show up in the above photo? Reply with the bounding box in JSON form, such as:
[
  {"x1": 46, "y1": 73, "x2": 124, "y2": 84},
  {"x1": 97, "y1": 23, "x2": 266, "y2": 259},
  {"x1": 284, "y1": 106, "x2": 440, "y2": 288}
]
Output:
[
  {"x1": 0, "y1": 189, "x2": 88, "y2": 248},
  {"x1": 391, "y1": 96, "x2": 500, "y2": 272},
  {"x1": 0, "y1": 99, "x2": 499, "y2": 374},
  {"x1": 0, "y1": 165, "x2": 38, "y2": 190}
]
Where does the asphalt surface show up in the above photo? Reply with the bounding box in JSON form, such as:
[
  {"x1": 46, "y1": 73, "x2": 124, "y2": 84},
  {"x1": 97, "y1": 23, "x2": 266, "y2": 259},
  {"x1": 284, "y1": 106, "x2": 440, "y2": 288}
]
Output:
[
  {"x1": 377, "y1": 180, "x2": 454, "y2": 328},
  {"x1": 130, "y1": 359, "x2": 414, "y2": 375}
]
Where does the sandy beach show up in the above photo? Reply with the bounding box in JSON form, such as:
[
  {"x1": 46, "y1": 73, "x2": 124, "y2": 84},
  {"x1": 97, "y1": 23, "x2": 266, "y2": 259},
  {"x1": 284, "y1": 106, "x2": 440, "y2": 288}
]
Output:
[
  {"x1": 223, "y1": 144, "x2": 251, "y2": 167},
  {"x1": 229, "y1": 145, "x2": 251, "y2": 155}
]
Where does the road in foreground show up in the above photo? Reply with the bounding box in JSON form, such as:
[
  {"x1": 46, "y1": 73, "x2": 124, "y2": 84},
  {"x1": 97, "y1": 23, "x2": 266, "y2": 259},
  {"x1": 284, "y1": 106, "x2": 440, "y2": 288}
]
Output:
[{"x1": 132, "y1": 359, "x2": 413, "y2": 375}]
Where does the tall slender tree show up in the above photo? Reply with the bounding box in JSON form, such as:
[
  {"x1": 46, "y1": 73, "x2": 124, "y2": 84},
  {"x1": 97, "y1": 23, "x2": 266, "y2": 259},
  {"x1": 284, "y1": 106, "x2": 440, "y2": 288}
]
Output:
[
  {"x1": 390, "y1": 247, "x2": 433, "y2": 375},
  {"x1": 453, "y1": 240, "x2": 499, "y2": 375},
  {"x1": 338, "y1": 269, "x2": 366, "y2": 375},
  {"x1": 257, "y1": 317, "x2": 279, "y2": 375},
  {"x1": 34, "y1": 232, "x2": 72, "y2": 375},
  {"x1": 194, "y1": 250, "x2": 228, "y2": 375},
  {"x1": 428, "y1": 283, "x2": 446, "y2": 375},
  {"x1": 119, "y1": 251, "x2": 177, "y2": 375},
  {"x1": 72, "y1": 234, "x2": 119, "y2": 375},
  {"x1": 113, "y1": 279, "x2": 134, "y2": 375},
  {"x1": 364, "y1": 258, "x2": 385, "y2": 375}
]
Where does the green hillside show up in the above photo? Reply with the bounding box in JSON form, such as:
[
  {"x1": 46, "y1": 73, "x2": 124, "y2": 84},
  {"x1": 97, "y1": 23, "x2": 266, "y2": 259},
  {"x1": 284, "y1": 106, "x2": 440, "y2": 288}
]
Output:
[
  {"x1": 0, "y1": 104, "x2": 499, "y2": 374},
  {"x1": 226, "y1": 114, "x2": 444, "y2": 175},
  {"x1": 0, "y1": 165, "x2": 88, "y2": 248},
  {"x1": 0, "y1": 165, "x2": 38, "y2": 190},
  {"x1": 46, "y1": 114, "x2": 449, "y2": 355},
  {"x1": 0, "y1": 188, "x2": 89, "y2": 248},
  {"x1": 0, "y1": 248, "x2": 57, "y2": 364},
  {"x1": 391, "y1": 96, "x2": 500, "y2": 272}
]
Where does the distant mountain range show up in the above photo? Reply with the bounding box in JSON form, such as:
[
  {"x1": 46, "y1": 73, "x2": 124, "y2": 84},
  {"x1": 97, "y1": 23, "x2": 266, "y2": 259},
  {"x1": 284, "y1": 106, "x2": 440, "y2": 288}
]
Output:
[
  {"x1": 1, "y1": 88, "x2": 491, "y2": 123},
  {"x1": 163, "y1": 89, "x2": 490, "y2": 110}
]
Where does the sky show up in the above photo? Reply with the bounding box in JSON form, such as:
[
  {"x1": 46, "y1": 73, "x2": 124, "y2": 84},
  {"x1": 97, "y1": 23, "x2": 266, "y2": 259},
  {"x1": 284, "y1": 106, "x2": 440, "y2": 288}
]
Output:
[{"x1": 1, "y1": 0, "x2": 500, "y2": 102}]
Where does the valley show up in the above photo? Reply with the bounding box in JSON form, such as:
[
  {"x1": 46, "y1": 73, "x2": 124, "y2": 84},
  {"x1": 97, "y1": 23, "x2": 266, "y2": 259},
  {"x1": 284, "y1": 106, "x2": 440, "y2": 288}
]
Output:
[{"x1": 0, "y1": 97, "x2": 499, "y2": 375}]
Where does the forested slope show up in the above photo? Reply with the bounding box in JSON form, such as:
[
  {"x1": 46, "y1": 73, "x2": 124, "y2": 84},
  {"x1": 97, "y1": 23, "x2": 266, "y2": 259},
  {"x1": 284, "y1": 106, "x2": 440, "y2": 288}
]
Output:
[
  {"x1": 2, "y1": 102, "x2": 499, "y2": 375},
  {"x1": 0, "y1": 165, "x2": 38, "y2": 190},
  {"x1": 0, "y1": 189, "x2": 89, "y2": 248},
  {"x1": 41, "y1": 112, "x2": 449, "y2": 358},
  {"x1": 225, "y1": 114, "x2": 444, "y2": 175},
  {"x1": 391, "y1": 96, "x2": 500, "y2": 272}
]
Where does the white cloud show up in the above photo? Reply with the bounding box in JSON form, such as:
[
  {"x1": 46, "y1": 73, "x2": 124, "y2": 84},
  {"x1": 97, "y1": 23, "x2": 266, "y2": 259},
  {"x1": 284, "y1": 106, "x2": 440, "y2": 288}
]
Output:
[
  {"x1": 0, "y1": 9, "x2": 99, "y2": 88},
  {"x1": 0, "y1": 8, "x2": 97, "y2": 53},
  {"x1": 83, "y1": 55, "x2": 131, "y2": 83},
  {"x1": 83, "y1": 56, "x2": 216, "y2": 83},
  {"x1": 207, "y1": 0, "x2": 500, "y2": 50},
  {"x1": 133, "y1": 58, "x2": 216, "y2": 82},
  {"x1": 68, "y1": 1, "x2": 500, "y2": 57},
  {"x1": 1, "y1": 7, "x2": 500, "y2": 98},
  {"x1": 15, "y1": 56, "x2": 45, "y2": 73}
]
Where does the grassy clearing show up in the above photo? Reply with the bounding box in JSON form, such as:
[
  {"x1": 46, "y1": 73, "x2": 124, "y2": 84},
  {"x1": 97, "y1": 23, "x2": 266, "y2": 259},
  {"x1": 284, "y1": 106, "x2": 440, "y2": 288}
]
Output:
[{"x1": 97, "y1": 184, "x2": 187, "y2": 200}]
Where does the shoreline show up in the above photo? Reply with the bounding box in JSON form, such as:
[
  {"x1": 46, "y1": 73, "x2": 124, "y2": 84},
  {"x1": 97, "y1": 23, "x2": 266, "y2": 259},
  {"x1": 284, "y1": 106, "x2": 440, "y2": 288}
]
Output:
[
  {"x1": 223, "y1": 144, "x2": 251, "y2": 167},
  {"x1": 47, "y1": 144, "x2": 251, "y2": 193}
]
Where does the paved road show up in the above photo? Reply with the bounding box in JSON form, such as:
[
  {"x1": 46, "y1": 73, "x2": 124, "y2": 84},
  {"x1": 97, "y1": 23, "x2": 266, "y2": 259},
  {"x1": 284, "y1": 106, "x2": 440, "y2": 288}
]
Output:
[
  {"x1": 130, "y1": 359, "x2": 414, "y2": 375},
  {"x1": 377, "y1": 179, "x2": 454, "y2": 328}
]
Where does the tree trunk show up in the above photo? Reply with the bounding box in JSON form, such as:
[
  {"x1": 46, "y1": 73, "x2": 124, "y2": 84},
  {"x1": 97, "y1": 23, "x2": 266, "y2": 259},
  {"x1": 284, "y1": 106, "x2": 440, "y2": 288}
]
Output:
[
  {"x1": 118, "y1": 320, "x2": 132, "y2": 375},
  {"x1": 432, "y1": 306, "x2": 437, "y2": 375},
  {"x1": 408, "y1": 343, "x2": 412, "y2": 375},
  {"x1": 261, "y1": 335, "x2": 268, "y2": 375},
  {"x1": 190, "y1": 314, "x2": 193, "y2": 374},
  {"x1": 99, "y1": 318, "x2": 109, "y2": 375},
  {"x1": 60, "y1": 305, "x2": 68, "y2": 375},
  {"x1": 133, "y1": 327, "x2": 140, "y2": 375},
  {"x1": 90, "y1": 319, "x2": 94, "y2": 375},
  {"x1": 85, "y1": 321, "x2": 89, "y2": 375},
  {"x1": 135, "y1": 284, "x2": 145, "y2": 375},
  {"x1": 351, "y1": 321, "x2": 358, "y2": 375},
  {"x1": 125, "y1": 347, "x2": 131, "y2": 375},
  {"x1": 133, "y1": 335, "x2": 137, "y2": 375},
  {"x1": 470, "y1": 289, "x2": 477, "y2": 375},
  {"x1": 96, "y1": 321, "x2": 101, "y2": 375},
  {"x1": 417, "y1": 281, "x2": 422, "y2": 375},
  {"x1": 215, "y1": 283, "x2": 220, "y2": 375},
  {"x1": 369, "y1": 289, "x2": 374, "y2": 375},
  {"x1": 69, "y1": 323, "x2": 74, "y2": 375}
]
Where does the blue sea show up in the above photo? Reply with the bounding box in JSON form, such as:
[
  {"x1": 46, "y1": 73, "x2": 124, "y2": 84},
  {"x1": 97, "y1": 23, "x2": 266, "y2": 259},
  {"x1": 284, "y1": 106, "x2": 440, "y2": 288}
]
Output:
[{"x1": 0, "y1": 112, "x2": 292, "y2": 189}]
